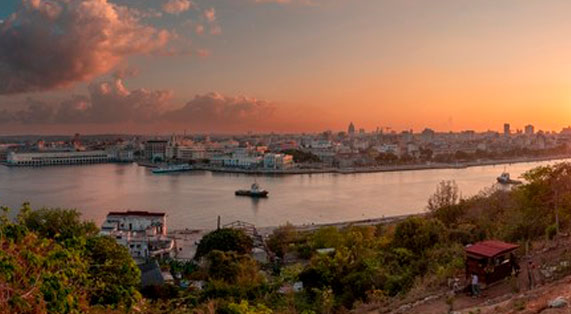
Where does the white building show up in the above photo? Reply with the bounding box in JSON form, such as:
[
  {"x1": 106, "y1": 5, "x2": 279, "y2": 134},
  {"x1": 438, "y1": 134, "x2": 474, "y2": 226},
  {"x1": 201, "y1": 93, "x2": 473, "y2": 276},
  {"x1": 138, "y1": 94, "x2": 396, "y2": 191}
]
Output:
[
  {"x1": 107, "y1": 147, "x2": 135, "y2": 162},
  {"x1": 101, "y1": 211, "x2": 174, "y2": 263},
  {"x1": 374, "y1": 144, "x2": 400, "y2": 156},
  {"x1": 212, "y1": 154, "x2": 263, "y2": 168},
  {"x1": 6, "y1": 150, "x2": 111, "y2": 166},
  {"x1": 263, "y1": 153, "x2": 294, "y2": 170}
]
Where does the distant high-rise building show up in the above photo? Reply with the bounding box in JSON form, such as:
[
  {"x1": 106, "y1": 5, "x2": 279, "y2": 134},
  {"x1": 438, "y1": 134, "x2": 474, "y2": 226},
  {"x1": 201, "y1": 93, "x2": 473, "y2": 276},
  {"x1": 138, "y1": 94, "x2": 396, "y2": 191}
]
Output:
[
  {"x1": 72, "y1": 133, "x2": 82, "y2": 150},
  {"x1": 503, "y1": 123, "x2": 511, "y2": 136},
  {"x1": 524, "y1": 124, "x2": 534, "y2": 135},
  {"x1": 348, "y1": 122, "x2": 355, "y2": 135}
]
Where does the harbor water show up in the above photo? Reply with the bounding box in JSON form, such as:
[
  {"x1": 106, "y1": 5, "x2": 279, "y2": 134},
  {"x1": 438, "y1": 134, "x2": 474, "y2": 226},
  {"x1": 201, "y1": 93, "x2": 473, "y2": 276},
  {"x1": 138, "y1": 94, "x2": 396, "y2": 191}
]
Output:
[{"x1": 0, "y1": 159, "x2": 568, "y2": 230}]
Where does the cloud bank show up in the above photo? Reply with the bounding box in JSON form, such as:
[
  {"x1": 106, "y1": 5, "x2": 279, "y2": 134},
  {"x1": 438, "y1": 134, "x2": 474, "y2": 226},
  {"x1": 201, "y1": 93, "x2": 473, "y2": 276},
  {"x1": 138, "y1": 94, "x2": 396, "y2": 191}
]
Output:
[
  {"x1": 0, "y1": 0, "x2": 171, "y2": 95},
  {"x1": 1, "y1": 79, "x2": 276, "y2": 131}
]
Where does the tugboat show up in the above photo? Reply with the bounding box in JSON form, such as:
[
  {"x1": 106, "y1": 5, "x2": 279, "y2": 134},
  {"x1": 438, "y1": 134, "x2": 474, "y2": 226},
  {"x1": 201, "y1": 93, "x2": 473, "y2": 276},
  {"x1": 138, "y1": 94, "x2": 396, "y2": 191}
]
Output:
[
  {"x1": 152, "y1": 164, "x2": 192, "y2": 174},
  {"x1": 497, "y1": 172, "x2": 522, "y2": 185},
  {"x1": 235, "y1": 183, "x2": 269, "y2": 198}
]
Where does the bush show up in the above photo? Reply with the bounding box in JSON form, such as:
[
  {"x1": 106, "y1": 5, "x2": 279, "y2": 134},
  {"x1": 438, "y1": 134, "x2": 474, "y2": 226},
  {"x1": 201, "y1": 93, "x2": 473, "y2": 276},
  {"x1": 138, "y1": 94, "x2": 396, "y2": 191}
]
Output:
[
  {"x1": 85, "y1": 236, "x2": 141, "y2": 308},
  {"x1": 19, "y1": 206, "x2": 99, "y2": 243},
  {"x1": 195, "y1": 228, "x2": 253, "y2": 260},
  {"x1": 267, "y1": 223, "x2": 297, "y2": 259},
  {"x1": 393, "y1": 217, "x2": 445, "y2": 255}
]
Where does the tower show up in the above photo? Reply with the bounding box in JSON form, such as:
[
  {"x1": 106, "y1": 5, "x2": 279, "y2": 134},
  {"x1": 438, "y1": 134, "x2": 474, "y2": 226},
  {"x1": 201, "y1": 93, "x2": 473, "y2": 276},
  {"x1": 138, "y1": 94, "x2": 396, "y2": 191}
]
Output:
[
  {"x1": 503, "y1": 123, "x2": 510, "y2": 137},
  {"x1": 348, "y1": 122, "x2": 355, "y2": 135}
]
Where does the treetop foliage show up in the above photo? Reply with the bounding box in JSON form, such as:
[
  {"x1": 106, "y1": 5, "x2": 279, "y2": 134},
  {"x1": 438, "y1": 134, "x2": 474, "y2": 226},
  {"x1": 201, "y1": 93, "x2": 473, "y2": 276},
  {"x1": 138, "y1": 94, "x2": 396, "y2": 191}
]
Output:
[{"x1": 195, "y1": 228, "x2": 254, "y2": 260}]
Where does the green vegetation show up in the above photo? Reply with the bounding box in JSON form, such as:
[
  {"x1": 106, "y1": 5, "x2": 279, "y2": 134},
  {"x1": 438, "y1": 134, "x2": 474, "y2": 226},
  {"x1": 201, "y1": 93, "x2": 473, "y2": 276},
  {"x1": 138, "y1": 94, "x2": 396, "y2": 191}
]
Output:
[
  {"x1": 280, "y1": 149, "x2": 321, "y2": 163},
  {"x1": 195, "y1": 228, "x2": 254, "y2": 259},
  {"x1": 5, "y1": 161, "x2": 571, "y2": 313},
  {"x1": 0, "y1": 204, "x2": 140, "y2": 313}
]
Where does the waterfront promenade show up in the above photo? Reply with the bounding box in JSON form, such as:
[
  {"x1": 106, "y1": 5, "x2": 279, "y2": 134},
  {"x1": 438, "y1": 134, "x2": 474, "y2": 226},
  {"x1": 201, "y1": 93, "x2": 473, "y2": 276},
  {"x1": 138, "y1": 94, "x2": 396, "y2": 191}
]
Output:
[{"x1": 190, "y1": 154, "x2": 571, "y2": 175}]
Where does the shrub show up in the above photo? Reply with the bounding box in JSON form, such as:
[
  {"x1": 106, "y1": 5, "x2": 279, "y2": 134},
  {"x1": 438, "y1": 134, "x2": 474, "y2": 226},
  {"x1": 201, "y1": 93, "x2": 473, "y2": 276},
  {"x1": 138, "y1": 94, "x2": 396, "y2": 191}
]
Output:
[
  {"x1": 195, "y1": 228, "x2": 253, "y2": 259},
  {"x1": 267, "y1": 223, "x2": 297, "y2": 259},
  {"x1": 393, "y1": 217, "x2": 445, "y2": 255}
]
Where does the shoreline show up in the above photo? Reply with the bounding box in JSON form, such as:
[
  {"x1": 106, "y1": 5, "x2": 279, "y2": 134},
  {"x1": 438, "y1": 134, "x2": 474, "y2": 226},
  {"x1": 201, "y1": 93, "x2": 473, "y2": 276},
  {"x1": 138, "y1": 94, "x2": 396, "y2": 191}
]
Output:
[
  {"x1": 255, "y1": 213, "x2": 420, "y2": 236},
  {"x1": 189, "y1": 154, "x2": 571, "y2": 176},
  {"x1": 171, "y1": 213, "x2": 420, "y2": 238}
]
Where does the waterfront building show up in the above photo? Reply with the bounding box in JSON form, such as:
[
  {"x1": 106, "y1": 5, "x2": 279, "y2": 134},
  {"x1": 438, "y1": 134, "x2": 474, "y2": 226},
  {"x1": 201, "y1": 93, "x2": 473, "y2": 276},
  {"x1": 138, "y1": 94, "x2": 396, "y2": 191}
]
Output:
[
  {"x1": 107, "y1": 146, "x2": 135, "y2": 162},
  {"x1": 176, "y1": 145, "x2": 207, "y2": 161},
  {"x1": 100, "y1": 211, "x2": 174, "y2": 263},
  {"x1": 144, "y1": 140, "x2": 168, "y2": 162},
  {"x1": 263, "y1": 153, "x2": 294, "y2": 170},
  {"x1": 6, "y1": 150, "x2": 111, "y2": 166},
  {"x1": 212, "y1": 154, "x2": 263, "y2": 168}
]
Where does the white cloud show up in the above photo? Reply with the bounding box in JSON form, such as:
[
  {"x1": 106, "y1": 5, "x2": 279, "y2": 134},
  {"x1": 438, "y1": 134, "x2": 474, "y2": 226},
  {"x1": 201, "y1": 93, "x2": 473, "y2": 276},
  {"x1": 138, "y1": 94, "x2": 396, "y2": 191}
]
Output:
[{"x1": 162, "y1": 0, "x2": 193, "y2": 14}]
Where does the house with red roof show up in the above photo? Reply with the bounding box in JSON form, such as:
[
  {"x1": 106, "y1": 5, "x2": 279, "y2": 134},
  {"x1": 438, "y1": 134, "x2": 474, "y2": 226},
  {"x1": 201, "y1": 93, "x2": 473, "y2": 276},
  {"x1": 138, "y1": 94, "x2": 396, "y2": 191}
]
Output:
[{"x1": 465, "y1": 240, "x2": 520, "y2": 286}]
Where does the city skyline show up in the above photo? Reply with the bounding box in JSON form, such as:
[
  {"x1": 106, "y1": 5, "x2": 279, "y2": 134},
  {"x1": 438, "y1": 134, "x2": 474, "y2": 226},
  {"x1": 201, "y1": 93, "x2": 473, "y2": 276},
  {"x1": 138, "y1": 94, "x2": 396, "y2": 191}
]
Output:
[{"x1": 2, "y1": 0, "x2": 571, "y2": 134}]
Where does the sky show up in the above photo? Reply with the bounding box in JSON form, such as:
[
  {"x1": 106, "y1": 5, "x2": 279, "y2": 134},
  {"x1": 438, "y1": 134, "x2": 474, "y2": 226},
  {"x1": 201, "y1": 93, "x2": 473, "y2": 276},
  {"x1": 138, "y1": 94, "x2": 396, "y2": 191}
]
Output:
[{"x1": 0, "y1": 0, "x2": 571, "y2": 134}]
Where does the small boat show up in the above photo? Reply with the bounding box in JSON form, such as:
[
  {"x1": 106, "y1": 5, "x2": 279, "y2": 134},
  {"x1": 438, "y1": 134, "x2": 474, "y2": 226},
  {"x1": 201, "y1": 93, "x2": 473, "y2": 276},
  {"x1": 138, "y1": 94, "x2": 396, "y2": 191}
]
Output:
[
  {"x1": 497, "y1": 172, "x2": 522, "y2": 185},
  {"x1": 235, "y1": 183, "x2": 269, "y2": 198},
  {"x1": 152, "y1": 164, "x2": 192, "y2": 174}
]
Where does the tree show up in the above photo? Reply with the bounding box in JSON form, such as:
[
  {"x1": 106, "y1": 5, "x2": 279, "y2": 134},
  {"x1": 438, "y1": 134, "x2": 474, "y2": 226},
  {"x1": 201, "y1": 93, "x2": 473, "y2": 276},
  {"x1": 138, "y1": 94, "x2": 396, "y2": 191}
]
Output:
[
  {"x1": 20, "y1": 206, "x2": 98, "y2": 243},
  {"x1": 85, "y1": 236, "x2": 141, "y2": 308},
  {"x1": 0, "y1": 210, "x2": 89, "y2": 313},
  {"x1": 205, "y1": 250, "x2": 262, "y2": 285},
  {"x1": 267, "y1": 223, "x2": 297, "y2": 259},
  {"x1": 311, "y1": 226, "x2": 344, "y2": 249},
  {"x1": 521, "y1": 162, "x2": 571, "y2": 234},
  {"x1": 0, "y1": 233, "x2": 89, "y2": 313},
  {"x1": 195, "y1": 228, "x2": 253, "y2": 260},
  {"x1": 427, "y1": 180, "x2": 460, "y2": 213},
  {"x1": 393, "y1": 217, "x2": 445, "y2": 255},
  {"x1": 280, "y1": 149, "x2": 321, "y2": 163}
]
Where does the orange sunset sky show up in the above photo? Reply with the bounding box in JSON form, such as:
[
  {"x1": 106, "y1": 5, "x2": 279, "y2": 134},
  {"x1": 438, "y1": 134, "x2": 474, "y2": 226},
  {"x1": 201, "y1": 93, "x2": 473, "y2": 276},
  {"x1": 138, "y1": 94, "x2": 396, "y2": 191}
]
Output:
[{"x1": 0, "y1": 0, "x2": 570, "y2": 134}]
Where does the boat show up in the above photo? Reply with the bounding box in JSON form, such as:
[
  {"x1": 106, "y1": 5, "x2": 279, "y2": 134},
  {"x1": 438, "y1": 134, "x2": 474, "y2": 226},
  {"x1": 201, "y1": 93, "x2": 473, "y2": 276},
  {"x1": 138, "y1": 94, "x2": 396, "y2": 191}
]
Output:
[
  {"x1": 152, "y1": 164, "x2": 192, "y2": 174},
  {"x1": 497, "y1": 172, "x2": 522, "y2": 185},
  {"x1": 235, "y1": 183, "x2": 269, "y2": 198}
]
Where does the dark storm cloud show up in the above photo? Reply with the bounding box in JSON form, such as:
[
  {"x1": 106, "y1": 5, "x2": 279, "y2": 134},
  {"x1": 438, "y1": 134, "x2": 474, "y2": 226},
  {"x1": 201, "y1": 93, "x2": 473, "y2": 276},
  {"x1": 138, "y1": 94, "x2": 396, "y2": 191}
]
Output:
[{"x1": 0, "y1": 0, "x2": 171, "y2": 95}]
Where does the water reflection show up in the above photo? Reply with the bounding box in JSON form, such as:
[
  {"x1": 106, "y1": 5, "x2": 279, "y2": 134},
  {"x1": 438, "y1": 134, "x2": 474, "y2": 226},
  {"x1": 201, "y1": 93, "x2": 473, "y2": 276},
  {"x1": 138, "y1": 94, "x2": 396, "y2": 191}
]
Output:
[{"x1": 0, "y1": 158, "x2": 568, "y2": 230}]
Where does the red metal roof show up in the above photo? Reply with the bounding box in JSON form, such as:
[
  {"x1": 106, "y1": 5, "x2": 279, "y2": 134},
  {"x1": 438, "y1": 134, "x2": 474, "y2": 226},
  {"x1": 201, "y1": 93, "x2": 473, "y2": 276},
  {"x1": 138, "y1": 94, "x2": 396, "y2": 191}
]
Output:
[
  {"x1": 465, "y1": 240, "x2": 519, "y2": 258},
  {"x1": 107, "y1": 211, "x2": 165, "y2": 217}
]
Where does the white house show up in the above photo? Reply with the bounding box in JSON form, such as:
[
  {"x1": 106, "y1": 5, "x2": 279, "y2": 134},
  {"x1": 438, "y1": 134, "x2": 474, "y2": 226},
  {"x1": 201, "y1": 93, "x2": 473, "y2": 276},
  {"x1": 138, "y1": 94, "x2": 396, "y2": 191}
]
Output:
[{"x1": 101, "y1": 211, "x2": 174, "y2": 263}]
